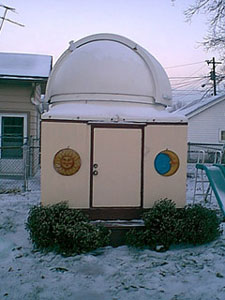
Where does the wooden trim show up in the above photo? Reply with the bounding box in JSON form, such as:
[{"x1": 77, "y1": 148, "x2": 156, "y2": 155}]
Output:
[
  {"x1": 146, "y1": 122, "x2": 188, "y2": 126},
  {"x1": 90, "y1": 123, "x2": 147, "y2": 129},
  {"x1": 80, "y1": 207, "x2": 149, "y2": 220},
  {"x1": 140, "y1": 127, "x2": 144, "y2": 207},
  {"x1": 41, "y1": 119, "x2": 88, "y2": 124},
  {"x1": 41, "y1": 119, "x2": 188, "y2": 126},
  {"x1": 91, "y1": 122, "x2": 188, "y2": 127},
  {"x1": 90, "y1": 124, "x2": 144, "y2": 209},
  {"x1": 89, "y1": 125, "x2": 95, "y2": 207}
]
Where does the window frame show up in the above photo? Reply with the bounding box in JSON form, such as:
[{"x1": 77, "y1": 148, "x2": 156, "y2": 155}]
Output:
[
  {"x1": 219, "y1": 129, "x2": 225, "y2": 142},
  {"x1": 0, "y1": 113, "x2": 28, "y2": 159}
]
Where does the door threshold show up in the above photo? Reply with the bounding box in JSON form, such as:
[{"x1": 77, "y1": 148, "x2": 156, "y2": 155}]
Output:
[{"x1": 80, "y1": 207, "x2": 147, "y2": 220}]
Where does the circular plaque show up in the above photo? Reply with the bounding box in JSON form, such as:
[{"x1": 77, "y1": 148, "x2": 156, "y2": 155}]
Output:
[
  {"x1": 154, "y1": 150, "x2": 179, "y2": 176},
  {"x1": 53, "y1": 148, "x2": 81, "y2": 176}
]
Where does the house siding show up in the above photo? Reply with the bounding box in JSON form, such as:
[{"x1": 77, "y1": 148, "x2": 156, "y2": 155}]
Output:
[
  {"x1": 0, "y1": 82, "x2": 38, "y2": 137},
  {"x1": 187, "y1": 100, "x2": 225, "y2": 143}
]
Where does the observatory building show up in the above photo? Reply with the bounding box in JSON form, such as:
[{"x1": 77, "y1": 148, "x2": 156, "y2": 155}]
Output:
[{"x1": 41, "y1": 34, "x2": 187, "y2": 219}]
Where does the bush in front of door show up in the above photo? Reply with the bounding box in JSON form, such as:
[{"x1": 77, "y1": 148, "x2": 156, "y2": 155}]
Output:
[{"x1": 26, "y1": 202, "x2": 110, "y2": 255}]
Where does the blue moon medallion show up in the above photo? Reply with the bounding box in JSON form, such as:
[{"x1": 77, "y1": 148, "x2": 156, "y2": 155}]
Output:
[{"x1": 154, "y1": 150, "x2": 179, "y2": 176}]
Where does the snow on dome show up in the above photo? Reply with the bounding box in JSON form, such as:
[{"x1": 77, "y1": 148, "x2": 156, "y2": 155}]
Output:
[{"x1": 43, "y1": 34, "x2": 179, "y2": 122}]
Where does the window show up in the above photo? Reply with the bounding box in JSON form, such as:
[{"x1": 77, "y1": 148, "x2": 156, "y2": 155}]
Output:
[
  {"x1": 219, "y1": 130, "x2": 225, "y2": 142},
  {"x1": 0, "y1": 114, "x2": 27, "y2": 159}
]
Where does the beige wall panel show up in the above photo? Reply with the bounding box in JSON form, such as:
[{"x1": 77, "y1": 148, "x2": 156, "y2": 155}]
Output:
[
  {"x1": 41, "y1": 122, "x2": 90, "y2": 208},
  {"x1": 144, "y1": 125, "x2": 187, "y2": 208},
  {"x1": 93, "y1": 128, "x2": 141, "y2": 207}
]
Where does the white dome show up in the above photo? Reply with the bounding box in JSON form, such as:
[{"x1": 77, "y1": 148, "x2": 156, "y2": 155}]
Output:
[
  {"x1": 45, "y1": 34, "x2": 172, "y2": 107},
  {"x1": 41, "y1": 34, "x2": 185, "y2": 122}
]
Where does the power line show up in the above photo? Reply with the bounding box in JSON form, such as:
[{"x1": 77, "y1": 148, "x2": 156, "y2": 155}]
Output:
[
  {"x1": 171, "y1": 77, "x2": 210, "y2": 93},
  {"x1": 165, "y1": 61, "x2": 205, "y2": 69},
  {"x1": 173, "y1": 89, "x2": 205, "y2": 92},
  {"x1": 171, "y1": 77, "x2": 206, "y2": 86},
  {"x1": 169, "y1": 76, "x2": 206, "y2": 79},
  {"x1": 206, "y1": 57, "x2": 222, "y2": 96},
  {"x1": 172, "y1": 80, "x2": 206, "y2": 90},
  {"x1": 166, "y1": 59, "x2": 223, "y2": 100}
]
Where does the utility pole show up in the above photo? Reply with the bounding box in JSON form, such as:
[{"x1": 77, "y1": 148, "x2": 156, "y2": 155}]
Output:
[
  {"x1": 206, "y1": 57, "x2": 222, "y2": 96},
  {"x1": 0, "y1": 4, "x2": 24, "y2": 33}
]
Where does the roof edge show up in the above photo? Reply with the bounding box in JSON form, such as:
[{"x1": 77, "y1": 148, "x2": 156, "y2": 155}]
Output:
[{"x1": 186, "y1": 93, "x2": 225, "y2": 118}]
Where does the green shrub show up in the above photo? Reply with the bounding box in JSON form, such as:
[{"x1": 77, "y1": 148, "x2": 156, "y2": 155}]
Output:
[
  {"x1": 126, "y1": 228, "x2": 147, "y2": 248},
  {"x1": 180, "y1": 204, "x2": 221, "y2": 245},
  {"x1": 126, "y1": 199, "x2": 221, "y2": 250},
  {"x1": 26, "y1": 202, "x2": 110, "y2": 255},
  {"x1": 142, "y1": 199, "x2": 180, "y2": 249}
]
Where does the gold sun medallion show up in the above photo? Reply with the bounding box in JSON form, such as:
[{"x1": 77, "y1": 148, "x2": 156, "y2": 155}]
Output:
[{"x1": 53, "y1": 148, "x2": 81, "y2": 176}]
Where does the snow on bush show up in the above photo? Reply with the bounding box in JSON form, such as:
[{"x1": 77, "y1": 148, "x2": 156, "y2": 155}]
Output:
[
  {"x1": 127, "y1": 199, "x2": 221, "y2": 251},
  {"x1": 26, "y1": 202, "x2": 110, "y2": 255}
]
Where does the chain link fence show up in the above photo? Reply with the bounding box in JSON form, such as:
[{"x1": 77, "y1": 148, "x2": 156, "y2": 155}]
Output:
[
  {"x1": 0, "y1": 137, "x2": 40, "y2": 193},
  {"x1": 187, "y1": 142, "x2": 225, "y2": 164},
  {"x1": 187, "y1": 142, "x2": 225, "y2": 178}
]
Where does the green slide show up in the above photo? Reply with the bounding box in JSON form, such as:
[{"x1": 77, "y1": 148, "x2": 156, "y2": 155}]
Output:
[{"x1": 196, "y1": 164, "x2": 225, "y2": 217}]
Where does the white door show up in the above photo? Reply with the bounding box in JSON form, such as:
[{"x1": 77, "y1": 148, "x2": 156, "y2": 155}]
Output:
[{"x1": 92, "y1": 127, "x2": 142, "y2": 207}]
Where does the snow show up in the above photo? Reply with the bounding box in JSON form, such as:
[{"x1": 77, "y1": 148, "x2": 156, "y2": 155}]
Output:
[
  {"x1": 42, "y1": 102, "x2": 187, "y2": 123},
  {"x1": 174, "y1": 93, "x2": 225, "y2": 118},
  {"x1": 0, "y1": 168, "x2": 225, "y2": 300},
  {"x1": 0, "y1": 53, "x2": 52, "y2": 78}
]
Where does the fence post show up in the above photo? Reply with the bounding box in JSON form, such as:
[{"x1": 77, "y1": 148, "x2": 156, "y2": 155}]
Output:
[
  {"x1": 187, "y1": 142, "x2": 190, "y2": 162},
  {"x1": 29, "y1": 136, "x2": 32, "y2": 177},
  {"x1": 22, "y1": 144, "x2": 28, "y2": 192}
]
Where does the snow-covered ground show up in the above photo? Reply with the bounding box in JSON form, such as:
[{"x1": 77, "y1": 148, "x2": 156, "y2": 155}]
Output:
[{"x1": 0, "y1": 167, "x2": 225, "y2": 300}]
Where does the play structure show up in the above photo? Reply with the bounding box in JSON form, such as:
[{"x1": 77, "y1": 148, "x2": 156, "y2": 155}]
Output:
[
  {"x1": 194, "y1": 163, "x2": 225, "y2": 217},
  {"x1": 41, "y1": 33, "x2": 187, "y2": 219}
]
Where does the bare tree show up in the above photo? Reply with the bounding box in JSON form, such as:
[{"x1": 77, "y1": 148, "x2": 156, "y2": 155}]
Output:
[
  {"x1": 184, "y1": 0, "x2": 225, "y2": 58},
  {"x1": 171, "y1": 0, "x2": 225, "y2": 93}
]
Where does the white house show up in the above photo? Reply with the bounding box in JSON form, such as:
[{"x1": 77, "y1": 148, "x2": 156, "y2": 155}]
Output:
[
  {"x1": 0, "y1": 52, "x2": 52, "y2": 175},
  {"x1": 175, "y1": 93, "x2": 225, "y2": 144}
]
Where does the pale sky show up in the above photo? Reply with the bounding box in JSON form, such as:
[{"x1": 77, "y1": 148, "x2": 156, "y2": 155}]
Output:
[{"x1": 0, "y1": 0, "x2": 220, "y2": 102}]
